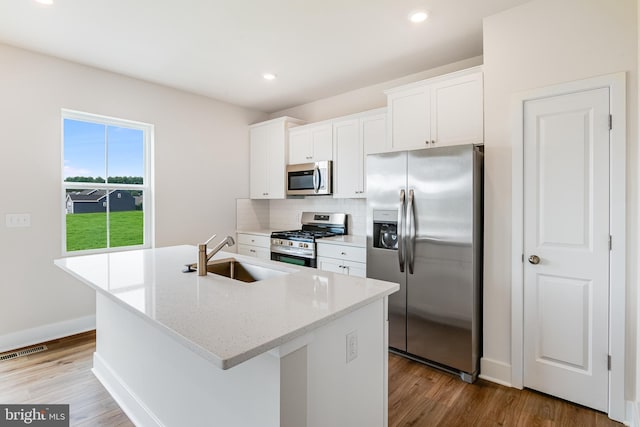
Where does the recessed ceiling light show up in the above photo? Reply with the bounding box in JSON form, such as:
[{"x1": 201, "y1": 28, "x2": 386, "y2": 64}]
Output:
[
  {"x1": 35, "y1": 0, "x2": 54, "y2": 5},
  {"x1": 409, "y1": 11, "x2": 428, "y2": 23},
  {"x1": 263, "y1": 73, "x2": 277, "y2": 81}
]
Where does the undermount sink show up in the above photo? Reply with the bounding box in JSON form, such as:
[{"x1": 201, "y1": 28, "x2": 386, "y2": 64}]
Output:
[{"x1": 202, "y1": 258, "x2": 288, "y2": 283}]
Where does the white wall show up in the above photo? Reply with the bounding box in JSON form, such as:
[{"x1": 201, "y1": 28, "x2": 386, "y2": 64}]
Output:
[
  {"x1": 236, "y1": 198, "x2": 366, "y2": 236},
  {"x1": 0, "y1": 43, "x2": 266, "y2": 349},
  {"x1": 270, "y1": 56, "x2": 482, "y2": 122},
  {"x1": 482, "y1": 0, "x2": 638, "y2": 398}
]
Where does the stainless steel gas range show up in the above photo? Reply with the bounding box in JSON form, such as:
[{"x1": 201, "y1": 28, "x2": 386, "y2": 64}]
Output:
[{"x1": 270, "y1": 212, "x2": 347, "y2": 268}]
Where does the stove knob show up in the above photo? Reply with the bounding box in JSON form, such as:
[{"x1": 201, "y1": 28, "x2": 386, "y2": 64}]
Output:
[
  {"x1": 303, "y1": 243, "x2": 308, "y2": 248},
  {"x1": 288, "y1": 241, "x2": 293, "y2": 246}
]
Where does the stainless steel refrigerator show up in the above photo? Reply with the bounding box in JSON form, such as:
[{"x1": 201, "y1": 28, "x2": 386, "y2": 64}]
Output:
[{"x1": 366, "y1": 144, "x2": 482, "y2": 382}]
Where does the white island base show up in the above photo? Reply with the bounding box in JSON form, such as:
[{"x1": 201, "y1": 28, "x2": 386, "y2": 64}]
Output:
[{"x1": 93, "y1": 292, "x2": 389, "y2": 427}]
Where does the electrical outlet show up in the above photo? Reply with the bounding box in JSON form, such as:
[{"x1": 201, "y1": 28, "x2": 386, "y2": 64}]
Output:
[
  {"x1": 346, "y1": 330, "x2": 358, "y2": 363},
  {"x1": 5, "y1": 213, "x2": 31, "y2": 228}
]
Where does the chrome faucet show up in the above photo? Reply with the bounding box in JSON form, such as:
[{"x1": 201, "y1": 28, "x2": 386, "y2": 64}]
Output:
[{"x1": 198, "y1": 234, "x2": 236, "y2": 276}]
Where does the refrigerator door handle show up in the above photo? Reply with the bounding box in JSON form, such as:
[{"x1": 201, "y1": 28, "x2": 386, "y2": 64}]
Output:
[
  {"x1": 398, "y1": 189, "x2": 406, "y2": 273},
  {"x1": 407, "y1": 189, "x2": 415, "y2": 274}
]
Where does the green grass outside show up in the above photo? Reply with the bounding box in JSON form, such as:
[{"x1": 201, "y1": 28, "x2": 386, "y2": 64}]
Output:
[{"x1": 66, "y1": 211, "x2": 144, "y2": 252}]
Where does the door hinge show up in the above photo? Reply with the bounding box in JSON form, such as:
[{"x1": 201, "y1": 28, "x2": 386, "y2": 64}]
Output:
[
  {"x1": 522, "y1": 253, "x2": 524, "y2": 263},
  {"x1": 608, "y1": 354, "x2": 612, "y2": 370},
  {"x1": 609, "y1": 114, "x2": 612, "y2": 130},
  {"x1": 609, "y1": 235, "x2": 612, "y2": 251}
]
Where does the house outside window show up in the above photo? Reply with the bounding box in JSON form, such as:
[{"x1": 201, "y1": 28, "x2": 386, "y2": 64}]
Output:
[{"x1": 62, "y1": 110, "x2": 153, "y2": 254}]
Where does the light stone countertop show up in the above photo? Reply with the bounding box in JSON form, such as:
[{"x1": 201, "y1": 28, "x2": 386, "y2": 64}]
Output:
[
  {"x1": 235, "y1": 229, "x2": 275, "y2": 237},
  {"x1": 55, "y1": 245, "x2": 397, "y2": 370},
  {"x1": 318, "y1": 235, "x2": 366, "y2": 248}
]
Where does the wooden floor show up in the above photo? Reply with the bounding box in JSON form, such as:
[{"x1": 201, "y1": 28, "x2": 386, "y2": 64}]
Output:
[
  {"x1": 388, "y1": 354, "x2": 622, "y2": 427},
  {"x1": 0, "y1": 331, "x2": 133, "y2": 426},
  {"x1": 0, "y1": 332, "x2": 623, "y2": 427}
]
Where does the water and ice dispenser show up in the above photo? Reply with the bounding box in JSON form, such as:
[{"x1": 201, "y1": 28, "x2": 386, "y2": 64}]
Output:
[{"x1": 372, "y1": 210, "x2": 398, "y2": 250}]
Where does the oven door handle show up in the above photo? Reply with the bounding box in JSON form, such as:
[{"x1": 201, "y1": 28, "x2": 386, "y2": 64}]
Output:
[{"x1": 313, "y1": 165, "x2": 321, "y2": 193}]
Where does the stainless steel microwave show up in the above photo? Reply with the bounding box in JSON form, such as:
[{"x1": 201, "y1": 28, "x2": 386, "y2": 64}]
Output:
[{"x1": 286, "y1": 161, "x2": 332, "y2": 196}]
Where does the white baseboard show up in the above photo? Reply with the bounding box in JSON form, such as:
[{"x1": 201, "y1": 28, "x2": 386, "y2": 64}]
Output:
[
  {"x1": 0, "y1": 315, "x2": 95, "y2": 353},
  {"x1": 93, "y1": 352, "x2": 163, "y2": 427},
  {"x1": 478, "y1": 357, "x2": 512, "y2": 387},
  {"x1": 626, "y1": 400, "x2": 639, "y2": 427}
]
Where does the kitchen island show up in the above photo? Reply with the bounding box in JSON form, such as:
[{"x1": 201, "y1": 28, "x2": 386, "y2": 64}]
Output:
[{"x1": 55, "y1": 245, "x2": 398, "y2": 427}]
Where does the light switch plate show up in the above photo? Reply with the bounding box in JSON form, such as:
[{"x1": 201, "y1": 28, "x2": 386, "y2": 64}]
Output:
[{"x1": 6, "y1": 213, "x2": 31, "y2": 228}]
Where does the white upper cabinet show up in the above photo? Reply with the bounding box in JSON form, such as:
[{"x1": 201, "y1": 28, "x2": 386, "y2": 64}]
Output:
[
  {"x1": 333, "y1": 118, "x2": 360, "y2": 198},
  {"x1": 385, "y1": 67, "x2": 483, "y2": 151},
  {"x1": 362, "y1": 111, "x2": 387, "y2": 155},
  {"x1": 333, "y1": 109, "x2": 386, "y2": 199},
  {"x1": 430, "y1": 71, "x2": 483, "y2": 147},
  {"x1": 249, "y1": 117, "x2": 304, "y2": 199},
  {"x1": 387, "y1": 86, "x2": 431, "y2": 150},
  {"x1": 288, "y1": 122, "x2": 333, "y2": 164}
]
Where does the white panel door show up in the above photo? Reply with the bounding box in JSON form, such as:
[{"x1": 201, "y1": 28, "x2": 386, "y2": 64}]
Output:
[{"x1": 523, "y1": 87, "x2": 610, "y2": 411}]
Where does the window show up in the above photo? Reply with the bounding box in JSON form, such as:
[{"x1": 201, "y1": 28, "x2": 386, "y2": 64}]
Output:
[{"x1": 62, "y1": 110, "x2": 153, "y2": 254}]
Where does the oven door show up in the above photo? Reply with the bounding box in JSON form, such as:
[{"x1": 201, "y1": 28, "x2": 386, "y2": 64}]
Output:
[
  {"x1": 271, "y1": 250, "x2": 316, "y2": 268},
  {"x1": 287, "y1": 161, "x2": 332, "y2": 196}
]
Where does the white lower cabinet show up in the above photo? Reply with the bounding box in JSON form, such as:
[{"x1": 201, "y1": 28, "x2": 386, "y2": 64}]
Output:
[
  {"x1": 317, "y1": 242, "x2": 366, "y2": 278},
  {"x1": 236, "y1": 233, "x2": 271, "y2": 260}
]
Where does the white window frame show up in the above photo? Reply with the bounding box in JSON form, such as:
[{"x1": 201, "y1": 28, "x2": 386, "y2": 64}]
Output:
[{"x1": 61, "y1": 109, "x2": 154, "y2": 255}]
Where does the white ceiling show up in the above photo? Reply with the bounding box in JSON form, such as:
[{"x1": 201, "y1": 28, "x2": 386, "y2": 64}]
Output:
[{"x1": 0, "y1": 0, "x2": 531, "y2": 113}]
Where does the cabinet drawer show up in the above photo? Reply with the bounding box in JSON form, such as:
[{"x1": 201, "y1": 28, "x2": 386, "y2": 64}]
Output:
[
  {"x1": 237, "y1": 233, "x2": 271, "y2": 248},
  {"x1": 316, "y1": 243, "x2": 366, "y2": 263},
  {"x1": 238, "y1": 244, "x2": 271, "y2": 260},
  {"x1": 318, "y1": 257, "x2": 366, "y2": 278}
]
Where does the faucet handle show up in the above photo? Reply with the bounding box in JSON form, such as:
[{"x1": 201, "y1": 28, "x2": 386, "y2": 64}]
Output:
[{"x1": 203, "y1": 233, "x2": 217, "y2": 246}]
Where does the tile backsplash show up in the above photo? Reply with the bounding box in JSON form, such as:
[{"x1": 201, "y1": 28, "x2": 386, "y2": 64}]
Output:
[{"x1": 236, "y1": 197, "x2": 367, "y2": 236}]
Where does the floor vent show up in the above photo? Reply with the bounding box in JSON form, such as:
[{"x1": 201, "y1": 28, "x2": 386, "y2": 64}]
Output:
[{"x1": 0, "y1": 345, "x2": 48, "y2": 361}]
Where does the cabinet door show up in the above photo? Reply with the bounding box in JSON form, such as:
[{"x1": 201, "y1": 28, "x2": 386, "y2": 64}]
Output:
[
  {"x1": 250, "y1": 121, "x2": 286, "y2": 199},
  {"x1": 345, "y1": 264, "x2": 366, "y2": 278},
  {"x1": 318, "y1": 257, "x2": 345, "y2": 274},
  {"x1": 361, "y1": 113, "x2": 386, "y2": 196},
  {"x1": 332, "y1": 118, "x2": 361, "y2": 199},
  {"x1": 311, "y1": 124, "x2": 333, "y2": 161},
  {"x1": 289, "y1": 130, "x2": 312, "y2": 164},
  {"x1": 362, "y1": 113, "x2": 386, "y2": 155},
  {"x1": 430, "y1": 72, "x2": 483, "y2": 147},
  {"x1": 289, "y1": 124, "x2": 333, "y2": 164},
  {"x1": 387, "y1": 87, "x2": 430, "y2": 150},
  {"x1": 249, "y1": 125, "x2": 270, "y2": 199},
  {"x1": 238, "y1": 244, "x2": 270, "y2": 260},
  {"x1": 265, "y1": 126, "x2": 286, "y2": 198},
  {"x1": 318, "y1": 257, "x2": 366, "y2": 277}
]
